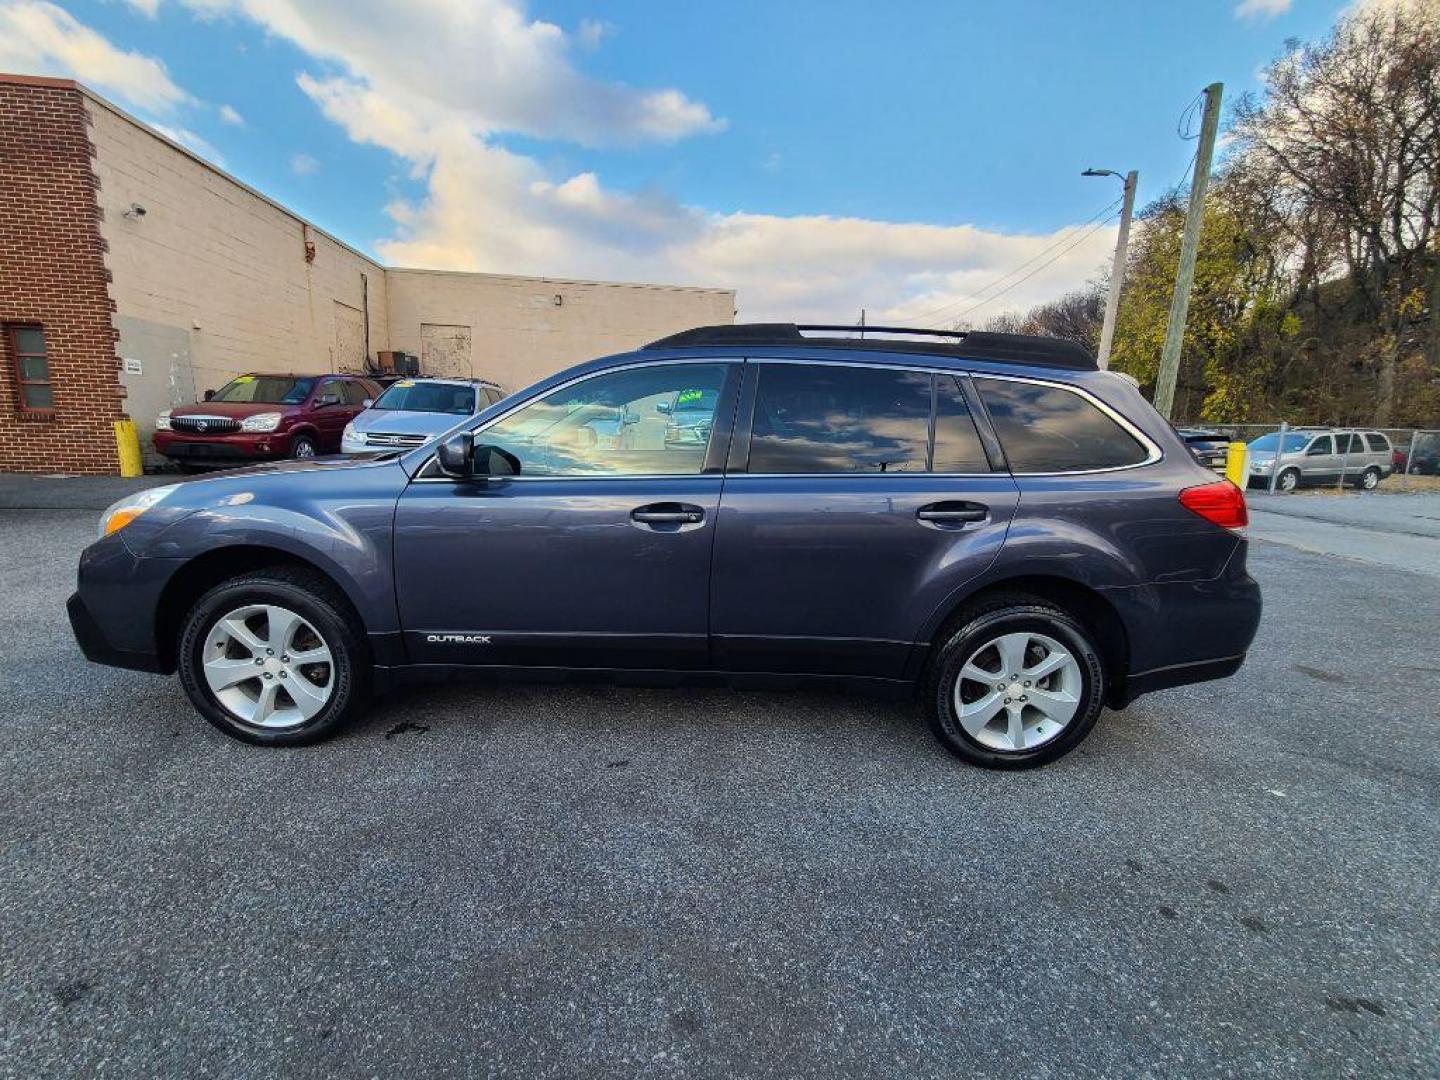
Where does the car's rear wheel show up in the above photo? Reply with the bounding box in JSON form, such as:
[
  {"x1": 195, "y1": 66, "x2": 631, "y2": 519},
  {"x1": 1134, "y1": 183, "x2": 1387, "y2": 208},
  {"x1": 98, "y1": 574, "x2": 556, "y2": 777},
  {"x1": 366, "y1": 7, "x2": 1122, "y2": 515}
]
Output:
[
  {"x1": 924, "y1": 595, "x2": 1105, "y2": 769},
  {"x1": 177, "y1": 567, "x2": 369, "y2": 745},
  {"x1": 1357, "y1": 467, "x2": 1380, "y2": 490},
  {"x1": 1277, "y1": 467, "x2": 1300, "y2": 493}
]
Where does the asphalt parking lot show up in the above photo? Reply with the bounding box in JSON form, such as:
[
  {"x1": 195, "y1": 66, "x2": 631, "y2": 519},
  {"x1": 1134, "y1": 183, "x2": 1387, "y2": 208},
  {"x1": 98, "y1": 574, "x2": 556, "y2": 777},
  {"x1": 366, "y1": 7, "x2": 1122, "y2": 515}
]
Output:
[{"x1": 2, "y1": 496, "x2": 1437, "y2": 1077}]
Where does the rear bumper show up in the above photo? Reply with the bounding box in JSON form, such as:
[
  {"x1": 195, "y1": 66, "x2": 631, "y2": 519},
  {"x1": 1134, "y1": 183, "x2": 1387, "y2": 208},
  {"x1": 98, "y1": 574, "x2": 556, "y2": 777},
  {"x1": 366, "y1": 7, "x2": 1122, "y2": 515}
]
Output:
[
  {"x1": 1113, "y1": 654, "x2": 1246, "y2": 707},
  {"x1": 155, "y1": 430, "x2": 293, "y2": 461},
  {"x1": 1102, "y1": 540, "x2": 1261, "y2": 706}
]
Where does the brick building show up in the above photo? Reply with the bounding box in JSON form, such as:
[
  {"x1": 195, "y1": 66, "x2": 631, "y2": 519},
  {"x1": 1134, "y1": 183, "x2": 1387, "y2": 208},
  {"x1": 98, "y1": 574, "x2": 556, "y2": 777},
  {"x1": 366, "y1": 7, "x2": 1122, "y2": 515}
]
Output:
[{"x1": 0, "y1": 73, "x2": 735, "y2": 474}]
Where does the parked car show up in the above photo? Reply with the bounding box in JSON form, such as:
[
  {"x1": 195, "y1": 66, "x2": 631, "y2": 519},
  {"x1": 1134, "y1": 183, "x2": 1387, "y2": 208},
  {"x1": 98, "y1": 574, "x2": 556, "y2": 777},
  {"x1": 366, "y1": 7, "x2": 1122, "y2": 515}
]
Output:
[
  {"x1": 341, "y1": 377, "x2": 506, "y2": 455},
  {"x1": 71, "y1": 324, "x2": 1261, "y2": 770},
  {"x1": 1246, "y1": 428, "x2": 1393, "y2": 491},
  {"x1": 155, "y1": 373, "x2": 382, "y2": 472},
  {"x1": 1396, "y1": 431, "x2": 1440, "y2": 475},
  {"x1": 1176, "y1": 427, "x2": 1230, "y2": 472}
]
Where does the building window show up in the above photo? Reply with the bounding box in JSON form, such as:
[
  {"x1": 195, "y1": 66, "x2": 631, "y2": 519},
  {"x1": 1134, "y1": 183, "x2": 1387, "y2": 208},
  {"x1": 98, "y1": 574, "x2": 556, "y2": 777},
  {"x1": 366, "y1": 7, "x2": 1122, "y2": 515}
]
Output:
[{"x1": 8, "y1": 325, "x2": 53, "y2": 412}]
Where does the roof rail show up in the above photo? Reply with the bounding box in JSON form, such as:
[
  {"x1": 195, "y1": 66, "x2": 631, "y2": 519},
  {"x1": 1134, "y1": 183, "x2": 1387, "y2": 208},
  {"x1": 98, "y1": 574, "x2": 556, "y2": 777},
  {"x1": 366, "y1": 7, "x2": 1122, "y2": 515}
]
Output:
[{"x1": 643, "y1": 323, "x2": 1097, "y2": 370}]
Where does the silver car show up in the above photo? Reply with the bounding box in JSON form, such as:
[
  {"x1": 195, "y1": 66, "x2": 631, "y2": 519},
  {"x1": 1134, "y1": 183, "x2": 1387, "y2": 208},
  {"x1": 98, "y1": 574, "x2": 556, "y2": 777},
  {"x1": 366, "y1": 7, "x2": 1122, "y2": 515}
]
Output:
[
  {"x1": 1247, "y1": 429, "x2": 1393, "y2": 492},
  {"x1": 341, "y1": 377, "x2": 505, "y2": 454}
]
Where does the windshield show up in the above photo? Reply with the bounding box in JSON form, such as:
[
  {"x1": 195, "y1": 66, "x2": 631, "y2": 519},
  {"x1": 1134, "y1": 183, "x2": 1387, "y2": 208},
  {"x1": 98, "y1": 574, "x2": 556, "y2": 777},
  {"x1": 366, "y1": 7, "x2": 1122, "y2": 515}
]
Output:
[
  {"x1": 210, "y1": 375, "x2": 316, "y2": 405},
  {"x1": 1249, "y1": 433, "x2": 1309, "y2": 452},
  {"x1": 374, "y1": 381, "x2": 477, "y2": 415}
]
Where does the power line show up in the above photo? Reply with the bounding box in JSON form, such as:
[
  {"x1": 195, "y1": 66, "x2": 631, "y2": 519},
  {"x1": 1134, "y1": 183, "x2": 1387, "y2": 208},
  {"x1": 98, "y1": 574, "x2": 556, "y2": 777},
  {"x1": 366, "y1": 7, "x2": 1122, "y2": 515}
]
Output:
[
  {"x1": 908, "y1": 196, "x2": 1123, "y2": 328},
  {"x1": 946, "y1": 210, "x2": 1122, "y2": 325}
]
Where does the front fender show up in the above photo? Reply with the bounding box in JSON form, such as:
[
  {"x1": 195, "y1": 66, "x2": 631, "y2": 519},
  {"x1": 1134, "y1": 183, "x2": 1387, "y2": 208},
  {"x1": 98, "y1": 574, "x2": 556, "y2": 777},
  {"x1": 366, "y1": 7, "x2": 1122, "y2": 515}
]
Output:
[{"x1": 142, "y1": 461, "x2": 406, "y2": 634}]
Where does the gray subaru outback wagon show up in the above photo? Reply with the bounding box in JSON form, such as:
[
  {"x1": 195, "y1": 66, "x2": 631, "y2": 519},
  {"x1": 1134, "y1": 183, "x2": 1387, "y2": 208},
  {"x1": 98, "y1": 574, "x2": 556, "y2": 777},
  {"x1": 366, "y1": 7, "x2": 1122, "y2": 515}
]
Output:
[{"x1": 70, "y1": 325, "x2": 1261, "y2": 769}]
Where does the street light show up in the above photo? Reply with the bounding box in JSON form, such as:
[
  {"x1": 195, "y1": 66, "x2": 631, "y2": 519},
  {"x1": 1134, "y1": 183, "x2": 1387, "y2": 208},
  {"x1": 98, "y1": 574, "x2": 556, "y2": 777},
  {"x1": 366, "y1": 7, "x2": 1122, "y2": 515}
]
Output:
[{"x1": 1083, "y1": 167, "x2": 1138, "y2": 370}]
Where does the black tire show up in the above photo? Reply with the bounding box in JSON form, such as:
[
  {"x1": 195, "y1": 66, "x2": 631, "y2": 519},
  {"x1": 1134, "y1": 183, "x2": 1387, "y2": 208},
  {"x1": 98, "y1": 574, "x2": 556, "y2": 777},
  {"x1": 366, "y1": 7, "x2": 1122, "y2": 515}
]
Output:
[
  {"x1": 290, "y1": 435, "x2": 318, "y2": 460},
  {"x1": 177, "y1": 567, "x2": 369, "y2": 746},
  {"x1": 922, "y1": 594, "x2": 1105, "y2": 770},
  {"x1": 1356, "y1": 467, "x2": 1380, "y2": 490},
  {"x1": 1277, "y1": 467, "x2": 1300, "y2": 493}
]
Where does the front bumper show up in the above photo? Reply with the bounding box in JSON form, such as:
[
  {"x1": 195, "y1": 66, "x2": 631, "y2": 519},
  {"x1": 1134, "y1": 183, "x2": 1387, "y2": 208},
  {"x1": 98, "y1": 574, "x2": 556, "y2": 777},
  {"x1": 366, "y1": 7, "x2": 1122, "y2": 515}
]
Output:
[
  {"x1": 155, "y1": 429, "x2": 293, "y2": 462},
  {"x1": 68, "y1": 591, "x2": 168, "y2": 673},
  {"x1": 67, "y1": 533, "x2": 183, "y2": 674}
]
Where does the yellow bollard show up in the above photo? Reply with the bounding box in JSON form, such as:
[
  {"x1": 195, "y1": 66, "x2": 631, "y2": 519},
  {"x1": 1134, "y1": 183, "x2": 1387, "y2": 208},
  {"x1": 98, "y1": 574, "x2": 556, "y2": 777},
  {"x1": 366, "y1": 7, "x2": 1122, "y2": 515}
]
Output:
[
  {"x1": 1224, "y1": 441, "x2": 1247, "y2": 488},
  {"x1": 114, "y1": 419, "x2": 143, "y2": 478}
]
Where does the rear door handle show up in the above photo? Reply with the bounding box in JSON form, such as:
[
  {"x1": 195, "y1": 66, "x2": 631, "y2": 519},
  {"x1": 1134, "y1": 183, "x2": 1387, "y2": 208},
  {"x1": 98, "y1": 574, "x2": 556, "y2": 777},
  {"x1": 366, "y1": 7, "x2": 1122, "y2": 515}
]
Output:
[
  {"x1": 632, "y1": 502, "x2": 705, "y2": 525},
  {"x1": 916, "y1": 502, "x2": 988, "y2": 525}
]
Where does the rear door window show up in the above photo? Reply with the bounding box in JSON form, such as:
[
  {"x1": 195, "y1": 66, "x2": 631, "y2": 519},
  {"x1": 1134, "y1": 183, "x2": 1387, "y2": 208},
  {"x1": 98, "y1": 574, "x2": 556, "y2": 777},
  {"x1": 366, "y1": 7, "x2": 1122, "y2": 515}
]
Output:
[
  {"x1": 748, "y1": 364, "x2": 932, "y2": 473},
  {"x1": 973, "y1": 377, "x2": 1149, "y2": 472}
]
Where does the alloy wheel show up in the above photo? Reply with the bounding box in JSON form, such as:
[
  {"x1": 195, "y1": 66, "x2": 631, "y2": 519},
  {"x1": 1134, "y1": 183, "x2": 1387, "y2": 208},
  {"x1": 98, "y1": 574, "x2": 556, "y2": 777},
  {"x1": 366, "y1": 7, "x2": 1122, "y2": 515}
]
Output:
[
  {"x1": 952, "y1": 631, "x2": 1083, "y2": 752},
  {"x1": 293, "y1": 440, "x2": 316, "y2": 459},
  {"x1": 202, "y1": 604, "x2": 334, "y2": 728}
]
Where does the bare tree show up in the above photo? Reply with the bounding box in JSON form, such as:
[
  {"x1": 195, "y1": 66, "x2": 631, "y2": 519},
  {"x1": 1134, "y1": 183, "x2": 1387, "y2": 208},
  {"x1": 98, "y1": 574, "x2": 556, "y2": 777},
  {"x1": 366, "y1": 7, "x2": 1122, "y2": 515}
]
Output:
[{"x1": 1230, "y1": 0, "x2": 1440, "y2": 423}]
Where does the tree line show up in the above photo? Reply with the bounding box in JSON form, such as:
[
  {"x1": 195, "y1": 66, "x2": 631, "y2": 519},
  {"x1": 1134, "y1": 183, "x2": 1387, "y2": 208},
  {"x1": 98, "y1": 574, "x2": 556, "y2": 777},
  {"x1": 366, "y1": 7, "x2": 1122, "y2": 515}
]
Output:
[{"x1": 969, "y1": 0, "x2": 1439, "y2": 428}]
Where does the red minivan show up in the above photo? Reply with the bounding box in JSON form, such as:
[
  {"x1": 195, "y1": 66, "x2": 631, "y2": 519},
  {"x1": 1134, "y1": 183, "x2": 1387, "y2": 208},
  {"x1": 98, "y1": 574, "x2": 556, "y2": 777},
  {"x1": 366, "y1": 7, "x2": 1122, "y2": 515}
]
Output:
[{"x1": 154, "y1": 373, "x2": 382, "y2": 472}]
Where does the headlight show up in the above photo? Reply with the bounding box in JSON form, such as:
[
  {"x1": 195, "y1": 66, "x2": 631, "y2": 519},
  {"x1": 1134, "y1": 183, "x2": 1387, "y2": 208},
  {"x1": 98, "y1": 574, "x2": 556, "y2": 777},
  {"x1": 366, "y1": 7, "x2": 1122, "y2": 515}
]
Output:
[
  {"x1": 156, "y1": 410, "x2": 172, "y2": 431},
  {"x1": 342, "y1": 422, "x2": 357, "y2": 442},
  {"x1": 241, "y1": 412, "x2": 282, "y2": 433},
  {"x1": 98, "y1": 484, "x2": 179, "y2": 539}
]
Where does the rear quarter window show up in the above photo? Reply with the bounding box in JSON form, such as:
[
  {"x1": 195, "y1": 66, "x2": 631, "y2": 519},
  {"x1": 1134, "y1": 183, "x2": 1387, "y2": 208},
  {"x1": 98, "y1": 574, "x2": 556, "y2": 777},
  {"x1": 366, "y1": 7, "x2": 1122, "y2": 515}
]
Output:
[
  {"x1": 974, "y1": 377, "x2": 1150, "y2": 472},
  {"x1": 1364, "y1": 433, "x2": 1390, "y2": 453}
]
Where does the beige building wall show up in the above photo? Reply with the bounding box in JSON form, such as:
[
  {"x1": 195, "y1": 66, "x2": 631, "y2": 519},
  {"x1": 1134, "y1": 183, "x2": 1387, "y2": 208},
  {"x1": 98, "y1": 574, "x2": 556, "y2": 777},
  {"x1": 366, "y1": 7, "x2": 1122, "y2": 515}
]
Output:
[
  {"x1": 385, "y1": 269, "x2": 736, "y2": 393},
  {"x1": 87, "y1": 93, "x2": 389, "y2": 454}
]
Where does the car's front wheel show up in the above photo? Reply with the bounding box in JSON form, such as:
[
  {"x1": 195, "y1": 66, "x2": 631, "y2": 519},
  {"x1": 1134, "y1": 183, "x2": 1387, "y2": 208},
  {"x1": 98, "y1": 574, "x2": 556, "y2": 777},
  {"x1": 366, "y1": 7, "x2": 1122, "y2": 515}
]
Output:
[
  {"x1": 177, "y1": 567, "x2": 369, "y2": 745},
  {"x1": 1277, "y1": 467, "x2": 1300, "y2": 493},
  {"x1": 290, "y1": 435, "x2": 318, "y2": 460},
  {"x1": 924, "y1": 595, "x2": 1105, "y2": 769}
]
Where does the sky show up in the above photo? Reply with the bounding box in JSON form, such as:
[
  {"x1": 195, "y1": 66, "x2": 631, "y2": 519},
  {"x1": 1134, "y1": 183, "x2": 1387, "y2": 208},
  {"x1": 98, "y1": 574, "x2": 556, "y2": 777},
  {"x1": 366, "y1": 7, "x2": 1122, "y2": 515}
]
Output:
[{"x1": 0, "y1": 0, "x2": 1347, "y2": 324}]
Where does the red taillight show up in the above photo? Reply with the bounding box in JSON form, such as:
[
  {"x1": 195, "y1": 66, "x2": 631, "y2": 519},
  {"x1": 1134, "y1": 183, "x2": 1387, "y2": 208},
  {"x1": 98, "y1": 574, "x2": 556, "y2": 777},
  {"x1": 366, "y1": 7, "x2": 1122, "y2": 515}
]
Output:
[{"x1": 1179, "y1": 479, "x2": 1248, "y2": 531}]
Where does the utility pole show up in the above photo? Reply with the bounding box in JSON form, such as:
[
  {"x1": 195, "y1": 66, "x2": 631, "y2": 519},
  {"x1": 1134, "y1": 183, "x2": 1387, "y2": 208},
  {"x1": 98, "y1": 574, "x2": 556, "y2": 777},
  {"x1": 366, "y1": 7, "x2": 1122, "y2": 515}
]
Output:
[
  {"x1": 1083, "y1": 167, "x2": 1139, "y2": 370},
  {"x1": 1153, "y1": 82, "x2": 1223, "y2": 420}
]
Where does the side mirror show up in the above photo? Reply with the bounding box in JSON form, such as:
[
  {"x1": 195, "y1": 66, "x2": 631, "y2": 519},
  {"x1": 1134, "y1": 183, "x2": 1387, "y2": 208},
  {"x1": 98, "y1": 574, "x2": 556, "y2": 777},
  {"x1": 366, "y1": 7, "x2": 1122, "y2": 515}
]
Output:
[
  {"x1": 362, "y1": 399, "x2": 374, "y2": 409},
  {"x1": 436, "y1": 431, "x2": 474, "y2": 478},
  {"x1": 203, "y1": 389, "x2": 215, "y2": 401}
]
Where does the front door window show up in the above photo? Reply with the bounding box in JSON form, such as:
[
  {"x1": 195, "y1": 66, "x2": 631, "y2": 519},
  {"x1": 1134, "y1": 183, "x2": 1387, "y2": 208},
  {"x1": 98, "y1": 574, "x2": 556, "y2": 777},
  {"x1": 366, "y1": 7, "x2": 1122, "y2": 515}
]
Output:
[{"x1": 479, "y1": 363, "x2": 728, "y2": 476}]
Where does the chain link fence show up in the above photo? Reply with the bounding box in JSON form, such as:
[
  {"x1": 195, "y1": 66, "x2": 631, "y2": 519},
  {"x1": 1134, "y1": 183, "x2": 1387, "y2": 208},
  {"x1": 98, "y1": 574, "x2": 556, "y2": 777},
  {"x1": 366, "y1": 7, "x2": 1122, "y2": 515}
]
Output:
[{"x1": 1173, "y1": 422, "x2": 1440, "y2": 496}]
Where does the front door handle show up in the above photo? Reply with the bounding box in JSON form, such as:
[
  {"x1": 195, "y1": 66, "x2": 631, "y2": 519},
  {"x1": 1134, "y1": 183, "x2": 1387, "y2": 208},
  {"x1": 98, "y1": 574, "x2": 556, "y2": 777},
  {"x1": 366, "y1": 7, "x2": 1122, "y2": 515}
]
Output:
[
  {"x1": 631, "y1": 502, "x2": 705, "y2": 525},
  {"x1": 916, "y1": 502, "x2": 988, "y2": 526}
]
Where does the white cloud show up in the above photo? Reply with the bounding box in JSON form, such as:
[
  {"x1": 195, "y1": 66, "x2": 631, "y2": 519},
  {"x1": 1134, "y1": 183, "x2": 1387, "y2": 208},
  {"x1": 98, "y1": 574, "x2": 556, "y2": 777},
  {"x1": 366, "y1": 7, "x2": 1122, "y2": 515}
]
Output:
[
  {"x1": 175, "y1": 0, "x2": 722, "y2": 145},
  {"x1": 121, "y1": 0, "x2": 160, "y2": 16},
  {"x1": 218, "y1": 102, "x2": 244, "y2": 124},
  {"x1": 289, "y1": 151, "x2": 319, "y2": 175},
  {"x1": 577, "y1": 17, "x2": 612, "y2": 49},
  {"x1": 0, "y1": 0, "x2": 189, "y2": 111},
  {"x1": 1235, "y1": 0, "x2": 1291, "y2": 20},
  {"x1": 182, "y1": 0, "x2": 1115, "y2": 321}
]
